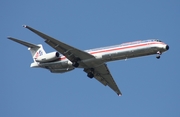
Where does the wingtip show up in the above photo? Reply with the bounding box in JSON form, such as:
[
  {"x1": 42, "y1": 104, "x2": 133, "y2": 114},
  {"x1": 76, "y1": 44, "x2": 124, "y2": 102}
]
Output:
[
  {"x1": 7, "y1": 36, "x2": 11, "y2": 39},
  {"x1": 7, "y1": 36, "x2": 14, "y2": 40},
  {"x1": 118, "y1": 93, "x2": 122, "y2": 96},
  {"x1": 7, "y1": 37, "x2": 17, "y2": 41},
  {"x1": 22, "y1": 25, "x2": 27, "y2": 28}
]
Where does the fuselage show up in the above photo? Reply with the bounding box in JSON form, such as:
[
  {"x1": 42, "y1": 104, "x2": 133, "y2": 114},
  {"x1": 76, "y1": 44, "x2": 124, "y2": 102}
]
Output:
[{"x1": 35, "y1": 39, "x2": 169, "y2": 73}]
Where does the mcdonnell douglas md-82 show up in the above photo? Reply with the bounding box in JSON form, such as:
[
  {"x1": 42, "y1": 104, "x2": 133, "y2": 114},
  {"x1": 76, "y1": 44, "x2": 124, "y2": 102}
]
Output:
[{"x1": 8, "y1": 25, "x2": 169, "y2": 96}]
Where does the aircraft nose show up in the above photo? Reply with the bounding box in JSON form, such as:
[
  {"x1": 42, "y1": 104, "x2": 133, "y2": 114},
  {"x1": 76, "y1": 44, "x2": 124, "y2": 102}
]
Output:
[{"x1": 166, "y1": 45, "x2": 169, "y2": 50}]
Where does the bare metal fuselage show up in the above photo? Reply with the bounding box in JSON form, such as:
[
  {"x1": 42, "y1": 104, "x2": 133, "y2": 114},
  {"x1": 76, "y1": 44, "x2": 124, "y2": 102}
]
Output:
[{"x1": 36, "y1": 40, "x2": 168, "y2": 73}]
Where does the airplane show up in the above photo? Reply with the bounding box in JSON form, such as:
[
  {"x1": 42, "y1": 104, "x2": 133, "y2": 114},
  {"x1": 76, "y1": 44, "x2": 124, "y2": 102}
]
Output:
[{"x1": 8, "y1": 25, "x2": 169, "y2": 96}]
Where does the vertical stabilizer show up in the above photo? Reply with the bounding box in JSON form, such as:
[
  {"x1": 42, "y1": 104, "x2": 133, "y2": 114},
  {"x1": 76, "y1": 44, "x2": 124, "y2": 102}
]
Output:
[{"x1": 28, "y1": 44, "x2": 46, "y2": 62}]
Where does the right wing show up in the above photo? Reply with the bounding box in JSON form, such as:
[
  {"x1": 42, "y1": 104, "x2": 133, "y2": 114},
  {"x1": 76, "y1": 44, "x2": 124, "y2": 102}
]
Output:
[{"x1": 84, "y1": 64, "x2": 122, "y2": 96}]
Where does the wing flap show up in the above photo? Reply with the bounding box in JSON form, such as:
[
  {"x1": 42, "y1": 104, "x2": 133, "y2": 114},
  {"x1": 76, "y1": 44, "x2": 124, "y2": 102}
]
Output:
[{"x1": 93, "y1": 75, "x2": 108, "y2": 86}]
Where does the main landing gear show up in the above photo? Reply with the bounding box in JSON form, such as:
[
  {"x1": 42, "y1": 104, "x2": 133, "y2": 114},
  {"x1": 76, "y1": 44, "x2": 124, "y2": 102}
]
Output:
[
  {"x1": 72, "y1": 58, "x2": 95, "y2": 78},
  {"x1": 72, "y1": 58, "x2": 81, "y2": 67},
  {"x1": 72, "y1": 62, "x2": 79, "y2": 67},
  {"x1": 156, "y1": 51, "x2": 161, "y2": 59},
  {"x1": 84, "y1": 68, "x2": 94, "y2": 79},
  {"x1": 87, "y1": 72, "x2": 94, "y2": 78}
]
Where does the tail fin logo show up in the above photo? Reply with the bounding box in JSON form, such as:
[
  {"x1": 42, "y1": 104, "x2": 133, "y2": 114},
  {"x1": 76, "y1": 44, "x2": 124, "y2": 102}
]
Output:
[{"x1": 35, "y1": 50, "x2": 43, "y2": 58}]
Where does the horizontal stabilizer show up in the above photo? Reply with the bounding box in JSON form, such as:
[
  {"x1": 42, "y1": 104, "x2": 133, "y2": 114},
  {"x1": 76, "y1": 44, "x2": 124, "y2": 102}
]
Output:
[{"x1": 8, "y1": 37, "x2": 40, "y2": 49}]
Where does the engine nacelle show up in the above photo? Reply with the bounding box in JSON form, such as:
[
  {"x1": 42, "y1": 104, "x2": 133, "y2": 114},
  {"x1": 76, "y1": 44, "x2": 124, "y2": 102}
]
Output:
[{"x1": 35, "y1": 52, "x2": 60, "y2": 63}]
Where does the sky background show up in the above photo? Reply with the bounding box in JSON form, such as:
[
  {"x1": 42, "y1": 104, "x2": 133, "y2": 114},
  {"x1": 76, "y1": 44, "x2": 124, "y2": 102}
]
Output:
[{"x1": 0, "y1": 0, "x2": 179, "y2": 117}]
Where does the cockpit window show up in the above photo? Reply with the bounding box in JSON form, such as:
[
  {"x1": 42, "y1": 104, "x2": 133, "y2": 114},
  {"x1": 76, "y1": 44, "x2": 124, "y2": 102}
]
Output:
[{"x1": 154, "y1": 39, "x2": 162, "y2": 42}]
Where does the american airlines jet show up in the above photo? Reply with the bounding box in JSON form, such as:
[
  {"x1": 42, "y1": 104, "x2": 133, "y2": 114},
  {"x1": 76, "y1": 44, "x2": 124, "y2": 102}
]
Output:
[{"x1": 8, "y1": 25, "x2": 169, "y2": 96}]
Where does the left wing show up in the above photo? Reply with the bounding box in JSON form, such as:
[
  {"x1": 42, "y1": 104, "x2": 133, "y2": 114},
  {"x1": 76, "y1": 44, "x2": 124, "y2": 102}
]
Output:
[{"x1": 23, "y1": 25, "x2": 95, "y2": 67}]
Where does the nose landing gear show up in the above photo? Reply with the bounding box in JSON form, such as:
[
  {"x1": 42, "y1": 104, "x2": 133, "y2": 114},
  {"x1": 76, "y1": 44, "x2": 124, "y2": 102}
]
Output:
[
  {"x1": 156, "y1": 55, "x2": 160, "y2": 59},
  {"x1": 156, "y1": 51, "x2": 161, "y2": 59}
]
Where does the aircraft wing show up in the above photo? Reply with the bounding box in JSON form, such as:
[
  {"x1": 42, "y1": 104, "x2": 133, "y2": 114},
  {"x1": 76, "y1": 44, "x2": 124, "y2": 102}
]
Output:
[
  {"x1": 8, "y1": 37, "x2": 40, "y2": 49},
  {"x1": 23, "y1": 25, "x2": 95, "y2": 66},
  {"x1": 84, "y1": 64, "x2": 122, "y2": 96},
  {"x1": 24, "y1": 25, "x2": 121, "y2": 96}
]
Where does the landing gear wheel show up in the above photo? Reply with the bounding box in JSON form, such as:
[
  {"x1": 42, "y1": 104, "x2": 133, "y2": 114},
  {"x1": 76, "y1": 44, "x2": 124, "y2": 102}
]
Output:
[
  {"x1": 72, "y1": 62, "x2": 79, "y2": 67},
  {"x1": 156, "y1": 55, "x2": 160, "y2": 59},
  {"x1": 72, "y1": 58, "x2": 81, "y2": 67},
  {"x1": 156, "y1": 51, "x2": 161, "y2": 59},
  {"x1": 87, "y1": 72, "x2": 94, "y2": 78}
]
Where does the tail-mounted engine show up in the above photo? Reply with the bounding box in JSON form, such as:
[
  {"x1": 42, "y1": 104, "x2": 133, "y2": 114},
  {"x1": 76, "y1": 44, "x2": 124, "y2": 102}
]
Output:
[{"x1": 35, "y1": 52, "x2": 60, "y2": 63}]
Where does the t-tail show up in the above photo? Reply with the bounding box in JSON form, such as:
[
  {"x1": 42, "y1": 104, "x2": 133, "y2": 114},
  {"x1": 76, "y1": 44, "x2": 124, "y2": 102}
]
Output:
[{"x1": 7, "y1": 37, "x2": 46, "y2": 67}]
